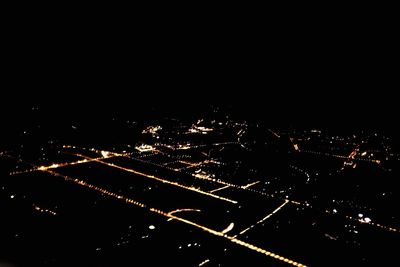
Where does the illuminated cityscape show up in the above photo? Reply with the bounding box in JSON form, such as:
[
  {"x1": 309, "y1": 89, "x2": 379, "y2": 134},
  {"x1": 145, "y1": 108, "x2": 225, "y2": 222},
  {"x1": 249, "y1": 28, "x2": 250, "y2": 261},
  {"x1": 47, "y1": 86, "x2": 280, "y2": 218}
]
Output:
[{"x1": 0, "y1": 104, "x2": 398, "y2": 266}]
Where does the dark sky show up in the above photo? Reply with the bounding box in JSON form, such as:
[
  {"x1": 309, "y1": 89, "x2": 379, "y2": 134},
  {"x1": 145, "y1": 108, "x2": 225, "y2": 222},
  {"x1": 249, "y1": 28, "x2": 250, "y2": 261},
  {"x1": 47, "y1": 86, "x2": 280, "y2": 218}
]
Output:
[{"x1": 2, "y1": 28, "x2": 398, "y2": 132}]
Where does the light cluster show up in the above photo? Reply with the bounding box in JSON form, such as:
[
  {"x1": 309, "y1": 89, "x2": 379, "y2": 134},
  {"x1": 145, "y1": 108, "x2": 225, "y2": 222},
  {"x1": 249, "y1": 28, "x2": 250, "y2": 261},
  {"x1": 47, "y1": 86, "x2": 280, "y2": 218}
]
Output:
[{"x1": 33, "y1": 204, "x2": 57, "y2": 216}]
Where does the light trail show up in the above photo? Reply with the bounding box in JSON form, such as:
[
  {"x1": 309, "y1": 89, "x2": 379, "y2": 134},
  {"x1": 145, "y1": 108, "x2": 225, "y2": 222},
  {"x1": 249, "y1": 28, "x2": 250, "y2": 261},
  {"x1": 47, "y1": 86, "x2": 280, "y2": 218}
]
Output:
[
  {"x1": 168, "y1": 208, "x2": 202, "y2": 215},
  {"x1": 167, "y1": 208, "x2": 201, "y2": 221},
  {"x1": 9, "y1": 147, "x2": 238, "y2": 203},
  {"x1": 102, "y1": 148, "x2": 400, "y2": 234},
  {"x1": 234, "y1": 200, "x2": 289, "y2": 237},
  {"x1": 9, "y1": 152, "x2": 122, "y2": 176},
  {"x1": 152, "y1": 142, "x2": 238, "y2": 152},
  {"x1": 177, "y1": 160, "x2": 210, "y2": 170},
  {"x1": 33, "y1": 204, "x2": 57, "y2": 216},
  {"x1": 221, "y1": 222, "x2": 235, "y2": 234},
  {"x1": 346, "y1": 214, "x2": 399, "y2": 233},
  {"x1": 300, "y1": 150, "x2": 351, "y2": 160},
  {"x1": 137, "y1": 151, "x2": 161, "y2": 159},
  {"x1": 209, "y1": 185, "x2": 230, "y2": 193},
  {"x1": 54, "y1": 145, "x2": 400, "y2": 234},
  {"x1": 268, "y1": 129, "x2": 281, "y2": 138},
  {"x1": 176, "y1": 159, "x2": 223, "y2": 170},
  {"x1": 198, "y1": 259, "x2": 210, "y2": 266},
  {"x1": 73, "y1": 153, "x2": 238, "y2": 204},
  {"x1": 241, "y1": 180, "x2": 260, "y2": 189},
  {"x1": 37, "y1": 168, "x2": 307, "y2": 267},
  {"x1": 177, "y1": 142, "x2": 239, "y2": 149},
  {"x1": 300, "y1": 150, "x2": 380, "y2": 164},
  {"x1": 152, "y1": 209, "x2": 307, "y2": 267}
]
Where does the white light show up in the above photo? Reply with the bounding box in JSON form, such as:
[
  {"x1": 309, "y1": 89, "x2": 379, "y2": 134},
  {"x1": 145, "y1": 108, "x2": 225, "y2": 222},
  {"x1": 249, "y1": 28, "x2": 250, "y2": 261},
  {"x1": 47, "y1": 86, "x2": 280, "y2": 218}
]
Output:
[
  {"x1": 358, "y1": 213, "x2": 363, "y2": 218},
  {"x1": 333, "y1": 209, "x2": 337, "y2": 214},
  {"x1": 149, "y1": 225, "x2": 155, "y2": 230},
  {"x1": 10, "y1": 195, "x2": 15, "y2": 199},
  {"x1": 364, "y1": 217, "x2": 371, "y2": 223},
  {"x1": 135, "y1": 144, "x2": 155, "y2": 152},
  {"x1": 101, "y1": 151, "x2": 110, "y2": 158}
]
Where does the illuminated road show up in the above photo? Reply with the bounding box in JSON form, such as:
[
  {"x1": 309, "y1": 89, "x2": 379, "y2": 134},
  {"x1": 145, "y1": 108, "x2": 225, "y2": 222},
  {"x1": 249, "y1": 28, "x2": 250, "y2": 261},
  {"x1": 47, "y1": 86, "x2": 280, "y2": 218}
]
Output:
[
  {"x1": 35, "y1": 166, "x2": 307, "y2": 266},
  {"x1": 10, "y1": 145, "x2": 399, "y2": 234}
]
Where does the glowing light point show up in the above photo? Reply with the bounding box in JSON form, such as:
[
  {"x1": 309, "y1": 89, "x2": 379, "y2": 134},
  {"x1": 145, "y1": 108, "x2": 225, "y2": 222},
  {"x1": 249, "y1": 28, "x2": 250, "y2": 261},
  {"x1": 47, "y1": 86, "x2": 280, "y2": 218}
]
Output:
[
  {"x1": 149, "y1": 225, "x2": 155, "y2": 230},
  {"x1": 135, "y1": 144, "x2": 155, "y2": 152},
  {"x1": 101, "y1": 151, "x2": 110, "y2": 158}
]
